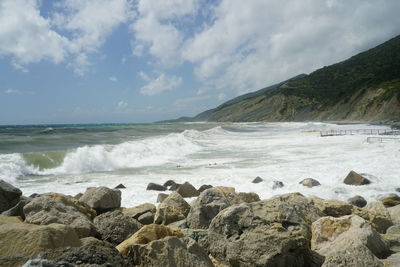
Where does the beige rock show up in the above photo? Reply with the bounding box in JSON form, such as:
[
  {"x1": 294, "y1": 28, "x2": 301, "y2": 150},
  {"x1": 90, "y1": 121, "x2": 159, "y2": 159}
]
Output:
[
  {"x1": 79, "y1": 186, "x2": 121, "y2": 213},
  {"x1": 311, "y1": 197, "x2": 353, "y2": 217},
  {"x1": 0, "y1": 215, "x2": 22, "y2": 225},
  {"x1": 116, "y1": 224, "x2": 183, "y2": 256},
  {"x1": 237, "y1": 192, "x2": 260, "y2": 203},
  {"x1": 0, "y1": 222, "x2": 81, "y2": 258},
  {"x1": 154, "y1": 192, "x2": 191, "y2": 225},
  {"x1": 353, "y1": 201, "x2": 393, "y2": 233},
  {"x1": 388, "y1": 205, "x2": 400, "y2": 225},
  {"x1": 123, "y1": 203, "x2": 156, "y2": 219}
]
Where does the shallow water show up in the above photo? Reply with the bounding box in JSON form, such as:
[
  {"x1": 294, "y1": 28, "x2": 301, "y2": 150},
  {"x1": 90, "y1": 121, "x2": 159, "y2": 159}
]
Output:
[{"x1": 0, "y1": 122, "x2": 399, "y2": 207}]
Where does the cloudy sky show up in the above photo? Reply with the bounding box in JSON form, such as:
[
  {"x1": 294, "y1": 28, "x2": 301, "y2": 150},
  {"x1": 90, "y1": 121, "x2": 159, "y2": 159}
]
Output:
[{"x1": 1, "y1": 0, "x2": 399, "y2": 124}]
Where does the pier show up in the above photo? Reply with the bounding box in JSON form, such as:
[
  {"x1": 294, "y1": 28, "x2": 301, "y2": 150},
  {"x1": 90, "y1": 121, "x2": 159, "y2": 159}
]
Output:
[{"x1": 320, "y1": 129, "x2": 400, "y2": 137}]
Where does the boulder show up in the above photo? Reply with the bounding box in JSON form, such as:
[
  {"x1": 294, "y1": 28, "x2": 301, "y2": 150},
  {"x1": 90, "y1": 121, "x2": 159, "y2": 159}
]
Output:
[
  {"x1": 93, "y1": 210, "x2": 142, "y2": 245},
  {"x1": 79, "y1": 186, "x2": 121, "y2": 213},
  {"x1": 198, "y1": 184, "x2": 213, "y2": 192},
  {"x1": 44, "y1": 192, "x2": 96, "y2": 219},
  {"x1": 23, "y1": 196, "x2": 97, "y2": 238},
  {"x1": 0, "y1": 222, "x2": 81, "y2": 258},
  {"x1": 125, "y1": 236, "x2": 213, "y2": 267},
  {"x1": 208, "y1": 193, "x2": 324, "y2": 266},
  {"x1": 114, "y1": 183, "x2": 126, "y2": 189},
  {"x1": 123, "y1": 203, "x2": 156, "y2": 219},
  {"x1": 186, "y1": 187, "x2": 243, "y2": 229},
  {"x1": 137, "y1": 212, "x2": 154, "y2": 225},
  {"x1": 146, "y1": 183, "x2": 167, "y2": 191},
  {"x1": 388, "y1": 205, "x2": 400, "y2": 225},
  {"x1": 169, "y1": 183, "x2": 182, "y2": 191},
  {"x1": 176, "y1": 182, "x2": 200, "y2": 198},
  {"x1": 343, "y1": 170, "x2": 371, "y2": 185},
  {"x1": 163, "y1": 180, "x2": 177, "y2": 187},
  {"x1": 116, "y1": 224, "x2": 183, "y2": 256},
  {"x1": 35, "y1": 237, "x2": 127, "y2": 266},
  {"x1": 154, "y1": 192, "x2": 191, "y2": 225},
  {"x1": 383, "y1": 224, "x2": 400, "y2": 247},
  {"x1": 169, "y1": 219, "x2": 188, "y2": 229},
  {"x1": 310, "y1": 197, "x2": 353, "y2": 217},
  {"x1": 272, "y1": 180, "x2": 284, "y2": 189},
  {"x1": 380, "y1": 193, "x2": 400, "y2": 207},
  {"x1": 348, "y1": 195, "x2": 367, "y2": 208},
  {"x1": 352, "y1": 201, "x2": 393, "y2": 233},
  {"x1": 237, "y1": 192, "x2": 260, "y2": 203},
  {"x1": 299, "y1": 178, "x2": 321, "y2": 188},
  {"x1": 0, "y1": 180, "x2": 22, "y2": 213},
  {"x1": 157, "y1": 193, "x2": 169, "y2": 203},
  {"x1": 251, "y1": 176, "x2": 263, "y2": 183},
  {"x1": 1, "y1": 198, "x2": 31, "y2": 220}
]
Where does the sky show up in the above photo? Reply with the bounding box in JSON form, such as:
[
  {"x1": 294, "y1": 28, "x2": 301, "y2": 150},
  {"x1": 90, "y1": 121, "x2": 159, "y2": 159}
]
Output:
[{"x1": 1, "y1": 0, "x2": 400, "y2": 125}]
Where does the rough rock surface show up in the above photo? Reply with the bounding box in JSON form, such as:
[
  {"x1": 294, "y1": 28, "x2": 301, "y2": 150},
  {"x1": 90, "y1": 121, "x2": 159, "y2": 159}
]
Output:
[
  {"x1": 380, "y1": 193, "x2": 400, "y2": 207},
  {"x1": 157, "y1": 193, "x2": 169, "y2": 203},
  {"x1": 208, "y1": 193, "x2": 324, "y2": 266},
  {"x1": 311, "y1": 197, "x2": 353, "y2": 217},
  {"x1": 94, "y1": 210, "x2": 142, "y2": 245},
  {"x1": 251, "y1": 176, "x2": 263, "y2": 183},
  {"x1": 23, "y1": 196, "x2": 97, "y2": 238},
  {"x1": 0, "y1": 180, "x2": 22, "y2": 213},
  {"x1": 182, "y1": 228, "x2": 210, "y2": 254},
  {"x1": 116, "y1": 224, "x2": 183, "y2": 256},
  {"x1": 146, "y1": 183, "x2": 167, "y2": 191},
  {"x1": 125, "y1": 236, "x2": 213, "y2": 267},
  {"x1": 0, "y1": 222, "x2": 81, "y2": 258},
  {"x1": 154, "y1": 192, "x2": 190, "y2": 225},
  {"x1": 353, "y1": 201, "x2": 393, "y2": 233},
  {"x1": 123, "y1": 203, "x2": 156, "y2": 219},
  {"x1": 348, "y1": 195, "x2": 367, "y2": 207},
  {"x1": 388, "y1": 205, "x2": 400, "y2": 225},
  {"x1": 44, "y1": 193, "x2": 96, "y2": 219},
  {"x1": 237, "y1": 192, "x2": 260, "y2": 203},
  {"x1": 176, "y1": 182, "x2": 200, "y2": 198},
  {"x1": 186, "y1": 187, "x2": 243, "y2": 229},
  {"x1": 79, "y1": 186, "x2": 121, "y2": 213},
  {"x1": 343, "y1": 170, "x2": 371, "y2": 185},
  {"x1": 299, "y1": 178, "x2": 321, "y2": 188}
]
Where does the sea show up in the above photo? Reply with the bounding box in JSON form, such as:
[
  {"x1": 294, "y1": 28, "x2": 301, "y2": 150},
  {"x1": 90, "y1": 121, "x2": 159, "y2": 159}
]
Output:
[{"x1": 0, "y1": 122, "x2": 399, "y2": 208}]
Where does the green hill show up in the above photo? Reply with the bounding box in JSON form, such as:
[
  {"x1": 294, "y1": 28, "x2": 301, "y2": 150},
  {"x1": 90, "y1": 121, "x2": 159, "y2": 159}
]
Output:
[{"x1": 204, "y1": 35, "x2": 400, "y2": 123}]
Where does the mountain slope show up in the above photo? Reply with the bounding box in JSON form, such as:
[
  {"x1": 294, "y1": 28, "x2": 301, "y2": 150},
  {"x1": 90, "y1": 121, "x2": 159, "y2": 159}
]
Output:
[{"x1": 206, "y1": 35, "x2": 400, "y2": 123}]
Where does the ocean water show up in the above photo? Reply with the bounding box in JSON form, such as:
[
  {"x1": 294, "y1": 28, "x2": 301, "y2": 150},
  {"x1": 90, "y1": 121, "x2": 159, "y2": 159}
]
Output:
[{"x1": 0, "y1": 122, "x2": 399, "y2": 207}]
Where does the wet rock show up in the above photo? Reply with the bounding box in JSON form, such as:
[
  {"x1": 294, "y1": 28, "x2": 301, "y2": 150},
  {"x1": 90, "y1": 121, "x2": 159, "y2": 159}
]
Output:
[
  {"x1": 114, "y1": 183, "x2": 126, "y2": 189},
  {"x1": 125, "y1": 236, "x2": 213, "y2": 267},
  {"x1": 163, "y1": 180, "x2": 177, "y2": 187},
  {"x1": 23, "y1": 196, "x2": 97, "y2": 238},
  {"x1": 157, "y1": 193, "x2": 169, "y2": 203},
  {"x1": 1, "y1": 198, "x2": 31, "y2": 220},
  {"x1": 0, "y1": 221, "x2": 81, "y2": 258},
  {"x1": 123, "y1": 203, "x2": 156, "y2": 220},
  {"x1": 299, "y1": 178, "x2": 321, "y2": 188},
  {"x1": 272, "y1": 180, "x2": 284, "y2": 189},
  {"x1": 154, "y1": 192, "x2": 190, "y2": 225},
  {"x1": 0, "y1": 179, "x2": 22, "y2": 213},
  {"x1": 93, "y1": 209, "x2": 142, "y2": 246},
  {"x1": 146, "y1": 183, "x2": 167, "y2": 191},
  {"x1": 176, "y1": 182, "x2": 199, "y2": 198},
  {"x1": 186, "y1": 187, "x2": 242, "y2": 229},
  {"x1": 251, "y1": 176, "x2": 263, "y2": 183},
  {"x1": 198, "y1": 184, "x2": 213, "y2": 193},
  {"x1": 169, "y1": 183, "x2": 182, "y2": 191},
  {"x1": 343, "y1": 170, "x2": 371, "y2": 185},
  {"x1": 29, "y1": 193, "x2": 41, "y2": 198},
  {"x1": 208, "y1": 193, "x2": 324, "y2": 266},
  {"x1": 380, "y1": 193, "x2": 400, "y2": 207},
  {"x1": 116, "y1": 224, "x2": 183, "y2": 256},
  {"x1": 79, "y1": 186, "x2": 121, "y2": 213},
  {"x1": 311, "y1": 197, "x2": 353, "y2": 217},
  {"x1": 348, "y1": 195, "x2": 367, "y2": 208},
  {"x1": 237, "y1": 192, "x2": 260, "y2": 203}
]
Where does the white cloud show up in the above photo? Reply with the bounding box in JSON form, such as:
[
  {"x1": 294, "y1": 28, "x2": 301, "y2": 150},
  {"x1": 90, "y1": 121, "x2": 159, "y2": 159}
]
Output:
[
  {"x1": 116, "y1": 101, "x2": 128, "y2": 110},
  {"x1": 139, "y1": 72, "x2": 182, "y2": 96},
  {"x1": 109, "y1": 76, "x2": 118, "y2": 82},
  {"x1": 4, "y1": 88, "x2": 35, "y2": 95}
]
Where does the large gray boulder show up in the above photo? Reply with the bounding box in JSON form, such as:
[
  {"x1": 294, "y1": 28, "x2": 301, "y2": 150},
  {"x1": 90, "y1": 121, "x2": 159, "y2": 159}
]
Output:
[
  {"x1": 125, "y1": 236, "x2": 213, "y2": 267},
  {"x1": 154, "y1": 192, "x2": 191, "y2": 225},
  {"x1": 299, "y1": 178, "x2": 321, "y2": 188},
  {"x1": 237, "y1": 192, "x2": 260, "y2": 203},
  {"x1": 343, "y1": 170, "x2": 371, "y2": 185},
  {"x1": 23, "y1": 196, "x2": 97, "y2": 238},
  {"x1": 79, "y1": 186, "x2": 121, "y2": 213},
  {"x1": 186, "y1": 187, "x2": 242, "y2": 229},
  {"x1": 176, "y1": 182, "x2": 199, "y2": 198},
  {"x1": 123, "y1": 203, "x2": 156, "y2": 225},
  {"x1": 348, "y1": 195, "x2": 367, "y2": 207},
  {"x1": 208, "y1": 193, "x2": 324, "y2": 266},
  {"x1": 0, "y1": 180, "x2": 22, "y2": 212},
  {"x1": 94, "y1": 210, "x2": 142, "y2": 245}
]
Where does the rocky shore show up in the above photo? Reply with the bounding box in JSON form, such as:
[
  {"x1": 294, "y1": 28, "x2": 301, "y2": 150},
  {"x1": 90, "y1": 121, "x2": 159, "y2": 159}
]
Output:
[{"x1": 1, "y1": 170, "x2": 400, "y2": 267}]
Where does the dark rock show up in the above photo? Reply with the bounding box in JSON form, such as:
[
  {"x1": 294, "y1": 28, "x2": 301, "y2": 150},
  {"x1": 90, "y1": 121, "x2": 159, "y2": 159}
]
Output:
[
  {"x1": 198, "y1": 184, "x2": 213, "y2": 192},
  {"x1": 157, "y1": 193, "x2": 169, "y2": 203},
  {"x1": 182, "y1": 229, "x2": 210, "y2": 254},
  {"x1": 186, "y1": 187, "x2": 242, "y2": 229},
  {"x1": 163, "y1": 180, "x2": 177, "y2": 187},
  {"x1": 343, "y1": 170, "x2": 371, "y2": 185},
  {"x1": 272, "y1": 180, "x2": 284, "y2": 189},
  {"x1": 37, "y1": 237, "x2": 128, "y2": 266},
  {"x1": 154, "y1": 192, "x2": 191, "y2": 225},
  {"x1": 380, "y1": 193, "x2": 400, "y2": 207},
  {"x1": 299, "y1": 178, "x2": 321, "y2": 188},
  {"x1": 252, "y1": 176, "x2": 263, "y2": 183},
  {"x1": 237, "y1": 192, "x2": 260, "y2": 203},
  {"x1": 396, "y1": 188, "x2": 400, "y2": 193},
  {"x1": 146, "y1": 183, "x2": 167, "y2": 191},
  {"x1": 169, "y1": 183, "x2": 182, "y2": 191},
  {"x1": 176, "y1": 182, "x2": 199, "y2": 198},
  {"x1": 137, "y1": 211, "x2": 154, "y2": 225},
  {"x1": 348, "y1": 195, "x2": 367, "y2": 208},
  {"x1": 208, "y1": 193, "x2": 324, "y2": 266},
  {"x1": 0, "y1": 180, "x2": 22, "y2": 213},
  {"x1": 1, "y1": 198, "x2": 30, "y2": 220},
  {"x1": 79, "y1": 186, "x2": 121, "y2": 213},
  {"x1": 29, "y1": 193, "x2": 41, "y2": 198},
  {"x1": 114, "y1": 183, "x2": 126, "y2": 189},
  {"x1": 93, "y1": 210, "x2": 142, "y2": 246}
]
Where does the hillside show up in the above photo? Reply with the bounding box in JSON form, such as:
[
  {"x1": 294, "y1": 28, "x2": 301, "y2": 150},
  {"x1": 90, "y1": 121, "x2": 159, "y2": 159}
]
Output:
[{"x1": 204, "y1": 35, "x2": 400, "y2": 123}]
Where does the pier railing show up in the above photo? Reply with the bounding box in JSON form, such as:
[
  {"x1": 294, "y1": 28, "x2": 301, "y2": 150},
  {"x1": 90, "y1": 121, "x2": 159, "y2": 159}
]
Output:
[
  {"x1": 320, "y1": 129, "x2": 400, "y2": 137},
  {"x1": 366, "y1": 136, "x2": 400, "y2": 143}
]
